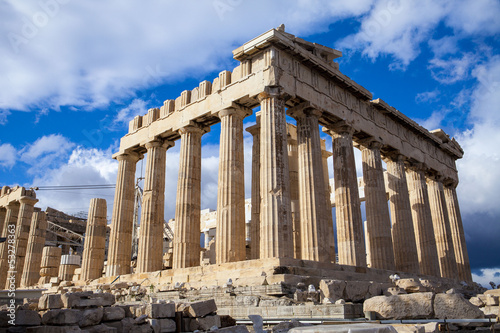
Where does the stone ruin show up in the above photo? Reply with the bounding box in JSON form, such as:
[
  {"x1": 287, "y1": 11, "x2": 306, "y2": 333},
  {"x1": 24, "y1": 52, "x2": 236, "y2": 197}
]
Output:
[{"x1": 0, "y1": 27, "x2": 496, "y2": 332}]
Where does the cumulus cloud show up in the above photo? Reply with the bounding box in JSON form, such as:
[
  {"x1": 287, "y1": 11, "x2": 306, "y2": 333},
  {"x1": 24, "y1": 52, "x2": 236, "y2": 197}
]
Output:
[
  {"x1": 0, "y1": 143, "x2": 17, "y2": 168},
  {"x1": 0, "y1": 0, "x2": 375, "y2": 116},
  {"x1": 32, "y1": 146, "x2": 118, "y2": 217},
  {"x1": 19, "y1": 134, "x2": 75, "y2": 173},
  {"x1": 472, "y1": 267, "x2": 500, "y2": 289},
  {"x1": 429, "y1": 53, "x2": 477, "y2": 84},
  {"x1": 110, "y1": 98, "x2": 148, "y2": 130},
  {"x1": 415, "y1": 89, "x2": 440, "y2": 104}
]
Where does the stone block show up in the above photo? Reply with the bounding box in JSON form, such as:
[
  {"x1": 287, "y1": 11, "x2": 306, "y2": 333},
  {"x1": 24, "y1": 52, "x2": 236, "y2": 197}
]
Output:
[
  {"x1": 390, "y1": 324, "x2": 425, "y2": 333},
  {"x1": 486, "y1": 294, "x2": 499, "y2": 306},
  {"x1": 79, "y1": 307, "x2": 104, "y2": 327},
  {"x1": 345, "y1": 281, "x2": 371, "y2": 302},
  {"x1": 186, "y1": 315, "x2": 221, "y2": 331},
  {"x1": 26, "y1": 326, "x2": 84, "y2": 332},
  {"x1": 186, "y1": 299, "x2": 217, "y2": 317},
  {"x1": 396, "y1": 279, "x2": 428, "y2": 293},
  {"x1": 234, "y1": 296, "x2": 260, "y2": 307},
  {"x1": 38, "y1": 294, "x2": 63, "y2": 310},
  {"x1": 146, "y1": 303, "x2": 175, "y2": 319},
  {"x1": 102, "y1": 318, "x2": 135, "y2": 333},
  {"x1": 216, "y1": 325, "x2": 250, "y2": 333},
  {"x1": 15, "y1": 310, "x2": 41, "y2": 326},
  {"x1": 110, "y1": 282, "x2": 128, "y2": 290},
  {"x1": 434, "y1": 293, "x2": 484, "y2": 319},
  {"x1": 62, "y1": 292, "x2": 115, "y2": 308},
  {"x1": 148, "y1": 318, "x2": 176, "y2": 333},
  {"x1": 469, "y1": 296, "x2": 484, "y2": 307},
  {"x1": 42, "y1": 309, "x2": 82, "y2": 325},
  {"x1": 102, "y1": 307, "x2": 125, "y2": 322},
  {"x1": 319, "y1": 279, "x2": 346, "y2": 302},
  {"x1": 363, "y1": 293, "x2": 434, "y2": 320},
  {"x1": 83, "y1": 324, "x2": 117, "y2": 332}
]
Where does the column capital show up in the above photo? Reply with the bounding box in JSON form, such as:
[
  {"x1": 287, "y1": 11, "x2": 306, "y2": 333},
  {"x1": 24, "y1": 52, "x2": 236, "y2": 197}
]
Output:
[
  {"x1": 443, "y1": 178, "x2": 459, "y2": 188},
  {"x1": 286, "y1": 102, "x2": 322, "y2": 119},
  {"x1": 144, "y1": 139, "x2": 174, "y2": 150},
  {"x1": 217, "y1": 105, "x2": 252, "y2": 120},
  {"x1": 257, "y1": 86, "x2": 290, "y2": 102},
  {"x1": 178, "y1": 123, "x2": 210, "y2": 136},
  {"x1": 115, "y1": 150, "x2": 143, "y2": 163},
  {"x1": 383, "y1": 150, "x2": 406, "y2": 163},
  {"x1": 18, "y1": 196, "x2": 38, "y2": 206},
  {"x1": 426, "y1": 171, "x2": 444, "y2": 183},
  {"x1": 406, "y1": 161, "x2": 428, "y2": 173},
  {"x1": 246, "y1": 123, "x2": 260, "y2": 136},
  {"x1": 322, "y1": 121, "x2": 355, "y2": 137},
  {"x1": 356, "y1": 137, "x2": 382, "y2": 151}
]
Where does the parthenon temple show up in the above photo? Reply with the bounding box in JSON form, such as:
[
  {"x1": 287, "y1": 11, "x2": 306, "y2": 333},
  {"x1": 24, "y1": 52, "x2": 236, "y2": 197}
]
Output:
[
  {"x1": 105, "y1": 27, "x2": 471, "y2": 284},
  {"x1": 0, "y1": 27, "x2": 472, "y2": 293}
]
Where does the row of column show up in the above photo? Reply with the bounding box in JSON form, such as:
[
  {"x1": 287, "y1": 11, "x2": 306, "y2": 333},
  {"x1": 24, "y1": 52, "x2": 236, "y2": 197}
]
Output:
[{"x1": 106, "y1": 89, "x2": 472, "y2": 283}]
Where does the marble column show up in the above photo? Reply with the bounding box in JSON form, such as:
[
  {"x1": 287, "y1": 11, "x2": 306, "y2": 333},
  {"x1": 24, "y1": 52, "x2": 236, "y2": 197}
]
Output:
[
  {"x1": 427, "y1": 174, "x2": 458, "y2": 279},
  {"x1": 173, "y1": 125, "x2": 204, "y2": 269},
  {"x1": 216, "y1": 107, "x2": 248, "y2": 264},
  {"x1": 106, "y1": 151, "x2": 142, "y2": 277},
  {"x1": 361, "y1": 140, "x2": 395, "y2": 270},
  {"x1": 444, "y1": 183, "x2": 472, "y2": 282},
  {"x1": 137, "y1": 140, "x2": 171, "y2": 273},
  {"x1": 0, "y1": 203, "x2": 19, "y2": 287},
  {"x1": 39, "y1": 246, "x2": 62, "y2": 282},
  {"x1": 20, "y1": 210, "x2": 48, "y2": 287},
  {"x1": 386, "y1": 155, "x2": 419, "y2": 273},
  {"x1": 324, "y1": 124, "x2": 366, "y2": 267},
  {"x1": 321, "y1": 142, "x2": 336, "y2": 262},
  {"x1": 258, "y1": 88, "x2": 294, "y2": 259},
  {"x1": 246, "y1": 114, "x2": 261, "y2": 259},
  {"x1": 406, "y1": 164, "x2": 440, "y2": 276},
  {"x1": 287, "y1": 133, "x2": 301, "y2": 259},
  {"x1": 10, "y1": 196, "x2": 38, "y2": 288},
  {"x1": 81, "y1": 198, "x2": 107, "y2": 281},
  {"x1": 289, "y1": 106, "x2": 329, "y2": 262},
  {"x1": 0, "y1": 209, "x2": 6, "y2": 239}
]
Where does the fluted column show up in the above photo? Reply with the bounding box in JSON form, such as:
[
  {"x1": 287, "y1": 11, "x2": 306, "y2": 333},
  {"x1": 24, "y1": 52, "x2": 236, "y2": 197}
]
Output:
[
  {"x1": 321, "y1": 142, "x2": 335, "y2": 262},
  {"x1": 137, "y1": 140, "x2": 171, "y2": 273},
  {"x1": 287, "y1": 133, "x2": 301, "y2": 259},
  {"x1": 173, "y1": 125, "x2": 205, "y2": 268},
  {"x1": 106, "y1": 151, "x2": 142, "y2": 277},
  {"x1": 0, "y1": 203, "x2": 19, "y2": 287},
  {"x1": 406, "y1": 164, "x2": 440, "y2": 276},
  {"x1": 258, "y1": 88, "x2": 293, "y2": 259},
  {"x1": 0, "y1": 209, "x2": 6, "y2": 239},
  {"x1": 444, "y1": 182, "x2": 472, "y2": 282},
  {"x1": 427, "y1": 174, "x2": 458, "y2": 279},
  {"x1": 10, "y1": 196, "x2": 38, "y2": 288},
  {"x1": 246, "y1": 114, "x2": 261, "y2": 259},
  {"x1": 386, "y1": 154, "x2": 419, "y2": 273},
  {"x1": 289, "y1": 106, "x2": 329, "y2": 262},
  {"x1": 324, "y1": 124, "x2": 366, "y2": 267},
  {"x1": 216, "y1": 107, "x2": 249, "y2": 264},
  {"x1": 81, "y1": 198, "x2": 107, "y2": 281},
  {"x1": 20, "y1": 210, "x2": 48, "y2": 287},
  {"x1": 361, "y1": 140, "x2": 395, "y2": 270}
]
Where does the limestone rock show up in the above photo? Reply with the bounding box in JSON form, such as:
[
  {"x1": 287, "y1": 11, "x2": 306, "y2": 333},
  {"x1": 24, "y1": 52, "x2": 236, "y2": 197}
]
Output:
[
  {"x1": 187, "y1": 299, "x2": 217, "y2": 317},
  {"x1": 384, "y1": 287, "x2": 406, "y2": 296},
  {"x1": 363, "y1": 293, "x2": 434, "y2": 319},
  {"x1": 148, "y1": 318, "x2": 176, "y2": 332},
  {"x1": 319, "y1": 279, "x2": 345, "y2": 301},
  {"x1": 187, "y1": 315, "x2": 221, "y2": 331},
  {"x1": 42, "y1": 309, "x2": 82, "y2": 325},
  {"x1": 146, "y1": 303, "x2": 175, "y2": 319},
  {"x1": 84, "y1": 323, "x2": 118, "y2": 332},
  {"x1": 433, "y1": 293, "x2": 484, "y2": 319},
  {"x1": 102, "y1": 317, "x2": 135, "y2": 332},
  {"x1": 38, "y1": 294, "x2": 63, "y2": 310},
  {"x1": 79, "y1": 308, "x2": 104, "y2": 327},
  {"x1": 273, "y1": 319, "x2": 311, "y2": 333},
  {"x1": 345, "y1": 281, "x2": 370, "y2": 302},
  {"x1": 216, "y1": 325, "x2": 250, "y2": 333},
  {"x1": 102, "y1": 307, "x2": 125, "y2": 322},
  {"x1": 469, "y1": 296, "x2": 484, "y2": 307},
  {"x1": 15, "y1": 309, "x2": 41, "y2": 326},
  {"x1": 396, "y1": 279, "x2": 427, "y2": 293},
  {"x1": 235, "y1": 296, "x2": 260, "y2": 307},
  {"x1": 62, "y1": 292, "x2": 115, "y2": 308},
  {"x1": 390, "y1": 324, "x2": 425, "y2": 333},
  {"x1": 26, "y1": 326, "x2": 84, "y2": 332}
]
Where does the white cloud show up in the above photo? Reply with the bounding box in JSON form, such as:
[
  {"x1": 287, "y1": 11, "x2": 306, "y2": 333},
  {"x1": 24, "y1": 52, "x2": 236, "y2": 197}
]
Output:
[
  {"x1": 429, "y1": 53, "x2": 477, "y2": 84},
  {"x1": 111, "y1": 98, "x2": 148, "y2": 130},
  {"x1": 415, "y1": 89, "x2": 440, "y2": 104},
  {"x1": 32, "y1": 146, "x2": 118, "y2": 217},
  {"x1": 19, "y1": 134, "x2": 75, "y2": 173},
  {"x1": 0, "y1": 0, "x2": 375, "y2": 116},
  {"x1": 472, "y1": 267, "x2": 500, "y2": 289},
  {"x1": 0, "y1": 143, "x2": 16, "y2": 168},
  {"x1": 455, "y1": 56, "x2": 500, "y2": 217}
]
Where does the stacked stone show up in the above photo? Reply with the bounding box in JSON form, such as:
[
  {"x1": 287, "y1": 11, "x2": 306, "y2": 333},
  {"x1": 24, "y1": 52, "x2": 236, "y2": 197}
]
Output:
[
  {"x1": 81, "y1": 198, "x2": 107, "y2": 281},
  {"x1": 39, "y1": 246, "x2": 62, "y2": 284},
  {"x1": 20, "y1": 209, "x2": 48, "y2": 288},
  {"x1": 59, "y1": 254, "x2": 81, "y2": 282}
]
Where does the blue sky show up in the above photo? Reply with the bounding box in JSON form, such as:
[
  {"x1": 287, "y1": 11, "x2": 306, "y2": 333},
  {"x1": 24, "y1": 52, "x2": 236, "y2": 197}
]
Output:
[{"x1": 1, "y1": 0, "x2": 500, "y2": 287}]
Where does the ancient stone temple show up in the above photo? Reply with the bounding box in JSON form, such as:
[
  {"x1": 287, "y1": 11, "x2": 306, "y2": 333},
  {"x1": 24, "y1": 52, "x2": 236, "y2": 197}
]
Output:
[{"x1": 104, "y1": 27, "x2": 472, "y2": 285}]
